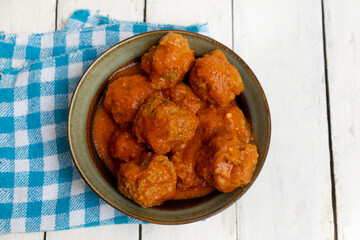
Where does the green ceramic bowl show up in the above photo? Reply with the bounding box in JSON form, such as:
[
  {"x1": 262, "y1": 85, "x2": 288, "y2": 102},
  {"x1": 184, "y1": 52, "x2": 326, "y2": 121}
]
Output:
[{"x1": 68, "y1": 30, "x2": 271, "y2": 224}]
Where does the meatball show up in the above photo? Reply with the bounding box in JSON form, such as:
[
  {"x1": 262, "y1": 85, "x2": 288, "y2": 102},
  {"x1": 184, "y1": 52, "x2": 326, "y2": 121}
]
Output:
[
  {"x1": 168, "y1": 83, "x2": 206, "y2": 114},
  {"x1": 196, "y1": 133, "x2": 258, "y2": 193},
  {"x1": 103, "y1": 75, "x2": 153, "y2": 126},
  {"x1": 117, "y1": 153, "x2": 177, "y2": 208},
  {"x1": 189, "y1": 50, "x2": 244, "y2": 105},
  {"x1": 171, "y1": 133, "x2": 207, "y2": 189},
  {"x1": 133, "y1": 95, "x2": 199, "y2": 154},
  {"x1": 197, "y1": 105, "x2": 252, "y2": 143},
  {"x1": 171, "y1": 104, "x2": 252, "y2": 189},
  {"x1": 141, "y1": 32, "x2": 195, "y2": 90},
  {"x1": 109, "y1": 130, "x2": 146, "y2": 163}
]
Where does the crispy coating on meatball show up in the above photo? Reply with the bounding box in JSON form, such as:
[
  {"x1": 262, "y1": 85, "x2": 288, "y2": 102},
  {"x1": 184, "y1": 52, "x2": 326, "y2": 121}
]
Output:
[
  {"x1": 109, "y1": 130, "x2": 146, "y2": 163},
  {"x1": 117, "y1": 153, "x2": 177, "y2": 208},
  {"x1": 103, "y1": 75, "x2": 153, "y2": 126},
  {"x1": 141, "y1": 32, "x2": 195, "y2": 90},
  {"x1": 196, "y1": 133, "x2": 258, "y2": 193},
  {"x1": 133, "y1": 95, "x2": 199, "y2": 154},
  {"x1": 168, "y1": 83, "x2": 206, "y2": 114},
  {"x1": 189, "y1": 50, "x2": 244, "y2": 105}
]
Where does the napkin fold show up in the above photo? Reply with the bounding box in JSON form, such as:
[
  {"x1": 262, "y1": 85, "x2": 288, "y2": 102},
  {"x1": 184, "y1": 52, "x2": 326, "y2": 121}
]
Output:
[{"x1": 0, "y1": 10, "x2": 208, "y2": 234}]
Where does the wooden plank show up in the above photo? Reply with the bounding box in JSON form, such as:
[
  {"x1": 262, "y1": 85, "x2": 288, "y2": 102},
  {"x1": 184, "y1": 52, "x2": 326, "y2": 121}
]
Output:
[
  {"x1": 0, "y1": 233, "x2": 45, "y2": 240},
  {"x1": 143, "y1": 1, "x2": 236, "y2": 239},
  {"x1": 56, "y1": 0, "x2": 145, "y2": 30},
  {"x1": 142, "y1": 206, "x2": 237, "y2": 240},
  {"x1": 323, "y1": 0, "x2": 360, "y2": 239},
  {"x1": 46, "y1": 225, "x2": 139, "y2": 240},
  {"x1": 0, "y1": 0, "x2": 54, "y2": 239},
  {"x1": 146, "y1": 0, "x2": 233, "y2": 48},
  {"x1": 233, "y1": 0, "x2": 334, "y2": 239},
  {"x1": 0, "y1": 0, "x2": 56, "y2": 33}
]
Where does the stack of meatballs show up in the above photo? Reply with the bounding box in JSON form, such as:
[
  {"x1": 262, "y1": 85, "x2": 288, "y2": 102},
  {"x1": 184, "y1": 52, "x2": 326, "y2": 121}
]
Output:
[{"x1": 102, "y1": 32, "x2": 258, "y2": 208}]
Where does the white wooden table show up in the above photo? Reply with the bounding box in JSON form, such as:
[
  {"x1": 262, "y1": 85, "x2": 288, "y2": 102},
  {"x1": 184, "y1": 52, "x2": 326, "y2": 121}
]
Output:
[{"x1": 1, "y1": 0, "x2": 359, "y2": 239}]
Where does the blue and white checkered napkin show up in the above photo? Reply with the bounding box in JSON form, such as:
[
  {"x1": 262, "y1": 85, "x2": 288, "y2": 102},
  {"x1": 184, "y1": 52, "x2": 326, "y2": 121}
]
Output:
[{"x1": 0, "y1": 10, "x2": 208, "y2": 234}]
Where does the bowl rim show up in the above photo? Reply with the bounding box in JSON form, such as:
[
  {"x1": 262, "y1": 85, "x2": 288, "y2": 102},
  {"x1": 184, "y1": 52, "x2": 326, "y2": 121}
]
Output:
[{"x1": 67, "y1": 29, "x2": 271, "y2": 225}]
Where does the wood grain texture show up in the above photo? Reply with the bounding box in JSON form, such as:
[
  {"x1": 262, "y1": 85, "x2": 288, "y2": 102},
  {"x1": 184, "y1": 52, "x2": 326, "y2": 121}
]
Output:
[
  {"x1": 323, "y1": 1, "x2": 360, "y2": 239},
  {"x1": 1, "y1": 0, "x2": 349, "y2": 239},
  {"x1": 46, "y1": 225, "x2": 139, "y2": 240},
  {"x1": 142, "y1": 206, "x2": 237, "y2": 240},
  {"x1": 0, "y1": 232, "x2": 44, "y2": 240},
  {"x1": 0, "y1": 0, "x2": 56, "y2": 33},
  {"x1": 142, "y1": 1, "x2": 236, "y2": 238},
  {"x1": 233, "y1": 0, "x2": 334, "y2": 239},
  {"x1": 145, "y1": 0, "x2": 233, "y2": 48},
  {"x1": 56, "y1": 0, "x2": 145, "y2": 30}
]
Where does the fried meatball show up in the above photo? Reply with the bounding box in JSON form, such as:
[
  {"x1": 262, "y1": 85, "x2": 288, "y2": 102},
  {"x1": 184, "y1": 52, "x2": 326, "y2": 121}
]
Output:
[
  {"x1": 189, "y1": 50, "x2": 244, "y2": 105},
  {"x1": 197, "y1": 105, "x2": 252, "y2": 143},
  {"x1": 109, "y1": 130, "x2": 146, "y2": 163},
  {"x1": 196, "y1": 133, "x2": 258, "y2": 193},
  {"x1": 168, "y1": 83, "x2": 206, "y2": 114},
  {"x1": 133, "y1": 95, "x2": 199, "y2": 154},
  {"x1": 117, "y1": 153, "x2": 177, "y2": 208},
  {"x1": 141, "y1": 32, "x2": 195, "y2": 90},
  {"x1": 103, "y1": 75, "x2": 153, "y2": 126}
]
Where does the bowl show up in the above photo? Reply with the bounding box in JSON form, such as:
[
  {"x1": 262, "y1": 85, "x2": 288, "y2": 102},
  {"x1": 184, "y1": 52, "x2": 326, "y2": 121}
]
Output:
[{"x1": 67, "y1": 30, "x2": 271, "y2": 224}]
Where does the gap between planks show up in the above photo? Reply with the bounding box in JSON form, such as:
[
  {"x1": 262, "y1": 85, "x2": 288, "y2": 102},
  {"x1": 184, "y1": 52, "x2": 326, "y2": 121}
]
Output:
[
  {"x1": 321, "y1": 0, "x2": 338, "y2": 239},
  {"x1": 55, "y1": 0, "x2": 59, "y2": 31},
  {"x1": 231, "y1": 0, "x2": 235, "y2": 51}
]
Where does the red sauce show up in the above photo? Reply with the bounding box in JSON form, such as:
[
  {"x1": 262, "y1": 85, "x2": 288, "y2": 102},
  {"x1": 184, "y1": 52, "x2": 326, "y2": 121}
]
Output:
[
  {"x1": 90, "y1": 33, "x2": 257, "y2": 207},
  {"x1": 108, "y1": 60, "x2": 144, "y2": 82},
  {"x1": 173, "y1": 185, "x2": 215, "y2": 200},
  {"x1": 92, "y1": 105, "x2": 118, "y2": 175}
]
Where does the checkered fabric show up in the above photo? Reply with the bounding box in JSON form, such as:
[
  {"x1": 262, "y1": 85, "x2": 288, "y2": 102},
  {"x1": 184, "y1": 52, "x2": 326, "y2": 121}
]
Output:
[{"x1": 0, "y1": 9, "x2": 209, "y2": 234}]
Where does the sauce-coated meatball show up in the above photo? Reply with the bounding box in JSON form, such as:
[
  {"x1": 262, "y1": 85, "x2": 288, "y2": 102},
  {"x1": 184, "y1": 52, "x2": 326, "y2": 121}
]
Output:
[
  {"x1": 103, "y1": 75, "x2": 153, "y2": 126},
  {"x1": 168, "y1": 83, "x2": 206, "y2": 114},
  {"x1": 171, "y1": 104, "x2": 253, "y2": 189},
  {"x1": 197, "y1": 105, "x2": 252, "y2": 143},
  {"x1": 117, "y1": 153, "x2": 177, "y2": 208},
  {"x1": 109, "y1": 130, "x2": 146, "y2": 163},
  {"x1": 141, "y1": 32, "x2": 195, "y2": 90},
  {"x1": 190, "y1": 50, "x2": 244, "y2": 105},
  {"x1": 196, "y1": 133, "x2": 258, "y2": 193},
  {"x1": 133, "y1": 95, "x2": 199, "y2": 154}
]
